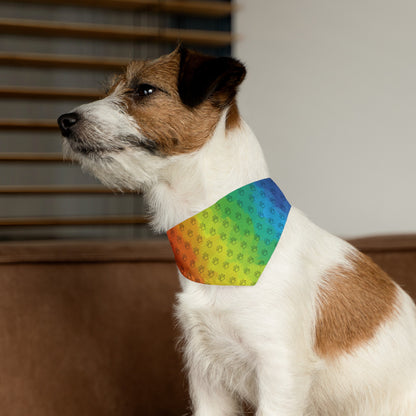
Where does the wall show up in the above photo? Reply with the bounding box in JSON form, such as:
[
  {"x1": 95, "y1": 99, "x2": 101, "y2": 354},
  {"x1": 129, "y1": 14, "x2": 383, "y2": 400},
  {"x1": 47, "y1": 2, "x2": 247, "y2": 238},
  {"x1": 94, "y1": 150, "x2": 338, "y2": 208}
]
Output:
[{"x1": 234, "y1": 0, "x2": 416, "y2": 238}]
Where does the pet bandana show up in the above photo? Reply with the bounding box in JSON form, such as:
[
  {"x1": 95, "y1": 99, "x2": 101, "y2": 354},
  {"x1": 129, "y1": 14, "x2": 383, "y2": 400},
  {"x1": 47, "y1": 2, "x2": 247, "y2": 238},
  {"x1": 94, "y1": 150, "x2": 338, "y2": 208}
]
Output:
[{"x1": 167, "y1": 178, "x2": 291, "y2": 286}]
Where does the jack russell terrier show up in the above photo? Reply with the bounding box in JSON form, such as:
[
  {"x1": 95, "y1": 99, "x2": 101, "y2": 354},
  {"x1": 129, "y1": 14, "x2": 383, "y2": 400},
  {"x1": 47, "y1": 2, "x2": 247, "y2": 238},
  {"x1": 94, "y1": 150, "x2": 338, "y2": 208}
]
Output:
[{"x1": 58, "y1": 46, "x2": 416, "y2": 415}]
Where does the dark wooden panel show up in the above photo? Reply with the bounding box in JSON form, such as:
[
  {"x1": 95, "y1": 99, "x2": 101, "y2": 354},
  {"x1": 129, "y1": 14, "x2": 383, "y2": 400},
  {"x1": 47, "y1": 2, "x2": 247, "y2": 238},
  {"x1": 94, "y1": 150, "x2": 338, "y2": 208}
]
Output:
[
  {"x1": 350, "y1": 234, "x2": 416, "y2": 253},
  {"x1": 0, "y1": 239, "x2": 174, "y2": 263}
]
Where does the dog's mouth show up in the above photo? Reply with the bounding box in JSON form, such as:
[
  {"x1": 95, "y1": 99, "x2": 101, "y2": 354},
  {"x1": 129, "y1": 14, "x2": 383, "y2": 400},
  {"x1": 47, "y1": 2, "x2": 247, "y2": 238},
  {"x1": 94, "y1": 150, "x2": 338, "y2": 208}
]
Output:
[
  {"x1": 63, "y1": 133, "x2": 159, "y2": 159},
  {"x1": 64, "y1": 134, "x2": 123, "y2": 156}
]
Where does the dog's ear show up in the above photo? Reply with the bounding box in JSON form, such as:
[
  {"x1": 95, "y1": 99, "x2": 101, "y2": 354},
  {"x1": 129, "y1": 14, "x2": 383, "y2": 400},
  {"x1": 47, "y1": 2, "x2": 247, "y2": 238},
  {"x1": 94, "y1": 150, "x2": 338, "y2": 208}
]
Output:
[{"x1": 177, "y1": 46, "x2": 246, "y2": 108}]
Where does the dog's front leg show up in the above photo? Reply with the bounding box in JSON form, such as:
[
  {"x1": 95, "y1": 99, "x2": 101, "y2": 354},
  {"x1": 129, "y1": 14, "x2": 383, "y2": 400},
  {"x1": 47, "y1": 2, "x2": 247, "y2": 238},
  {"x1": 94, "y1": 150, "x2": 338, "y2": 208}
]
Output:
[
  {"x1": 189, "y1": 371, "x2": 240, "y2": 416},
  {"x1": 253, "y1": 343, "x2": 312, "y2": 416}
]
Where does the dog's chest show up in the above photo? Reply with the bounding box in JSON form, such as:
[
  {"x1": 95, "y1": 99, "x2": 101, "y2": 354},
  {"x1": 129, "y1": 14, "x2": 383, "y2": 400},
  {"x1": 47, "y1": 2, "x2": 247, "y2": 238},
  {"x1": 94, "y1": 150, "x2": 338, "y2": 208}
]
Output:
[{"x1": 176, "y1": 289, "x2": 257, "y2": 394}]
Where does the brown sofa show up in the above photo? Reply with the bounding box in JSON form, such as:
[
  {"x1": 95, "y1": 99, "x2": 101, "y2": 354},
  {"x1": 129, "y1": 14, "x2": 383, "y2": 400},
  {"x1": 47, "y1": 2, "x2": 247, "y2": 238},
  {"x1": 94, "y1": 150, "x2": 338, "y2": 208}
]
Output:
[{"x1": 0, "y1": 235, "x2": 415, "y2": 416}]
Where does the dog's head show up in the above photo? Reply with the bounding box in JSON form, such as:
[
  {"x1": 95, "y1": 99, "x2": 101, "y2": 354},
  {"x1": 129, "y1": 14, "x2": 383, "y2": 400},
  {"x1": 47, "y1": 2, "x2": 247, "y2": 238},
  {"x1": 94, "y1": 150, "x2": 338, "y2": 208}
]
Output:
[{"x1": 57, "y1": 46, "x2": 246, "y2": 191}]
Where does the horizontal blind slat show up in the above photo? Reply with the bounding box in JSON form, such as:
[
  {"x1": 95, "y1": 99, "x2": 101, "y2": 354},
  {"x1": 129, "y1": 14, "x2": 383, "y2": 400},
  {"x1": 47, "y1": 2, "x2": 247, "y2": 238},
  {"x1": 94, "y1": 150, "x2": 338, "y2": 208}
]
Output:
[
  {"x1": 9, "y1": 0, "x2": 233, "y2": 17},
  {"x1": 0, "y1": 120, "x2": 58, "y2": 130},
  {"x1": 0, "y1": 153, "x2": 65, "y2": 162},
  {"x1": 0, "y1": 215, "x2": 148, "y2": 226},
  {"x1": 0, "y1": 18, "x2": 233, "y2": 47},
  {"x1": 0, "y1": 186, "x2": 137, "y2": 194},
  {"x1": 0, "y1": 52, "x2": 129, "y2": 70},
  {"x1": 0, "y1": 87, "x2": 101, "y2": 100}
]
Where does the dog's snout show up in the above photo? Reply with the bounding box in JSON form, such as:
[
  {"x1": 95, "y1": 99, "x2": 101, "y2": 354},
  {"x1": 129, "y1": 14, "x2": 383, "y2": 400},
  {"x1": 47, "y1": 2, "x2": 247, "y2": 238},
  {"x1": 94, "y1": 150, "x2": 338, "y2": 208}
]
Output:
[{"x1": 58, "y1": 112, "x2": 80, "y2": 137}]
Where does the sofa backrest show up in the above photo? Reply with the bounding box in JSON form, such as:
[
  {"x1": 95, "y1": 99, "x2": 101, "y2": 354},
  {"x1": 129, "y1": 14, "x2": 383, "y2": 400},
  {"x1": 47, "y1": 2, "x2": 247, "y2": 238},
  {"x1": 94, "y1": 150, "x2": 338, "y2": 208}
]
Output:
[{"x1": 0, "y1": 236, "x2": 414, "y2": 415}]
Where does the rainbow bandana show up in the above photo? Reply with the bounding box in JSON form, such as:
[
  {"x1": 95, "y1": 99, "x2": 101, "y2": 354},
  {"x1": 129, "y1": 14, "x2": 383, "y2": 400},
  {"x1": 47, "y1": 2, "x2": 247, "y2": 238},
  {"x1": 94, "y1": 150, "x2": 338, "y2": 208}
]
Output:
[{"x1": 167, "y1": 178, "x2": 291, "y2": 286}]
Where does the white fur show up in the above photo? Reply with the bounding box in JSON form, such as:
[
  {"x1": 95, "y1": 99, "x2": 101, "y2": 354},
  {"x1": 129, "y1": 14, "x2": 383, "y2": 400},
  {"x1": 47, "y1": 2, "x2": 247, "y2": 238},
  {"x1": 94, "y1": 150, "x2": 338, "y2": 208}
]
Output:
[{"x1": 63, "y1": 92, "x2": 416, "y2": 415}]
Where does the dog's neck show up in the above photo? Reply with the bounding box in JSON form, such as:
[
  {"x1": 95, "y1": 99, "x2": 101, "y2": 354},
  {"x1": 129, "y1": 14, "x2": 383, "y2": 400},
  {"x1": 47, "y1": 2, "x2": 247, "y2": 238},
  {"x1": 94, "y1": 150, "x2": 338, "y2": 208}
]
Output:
[{"x1": 145, "y1": 112, "x2": 270, "y2": 233}]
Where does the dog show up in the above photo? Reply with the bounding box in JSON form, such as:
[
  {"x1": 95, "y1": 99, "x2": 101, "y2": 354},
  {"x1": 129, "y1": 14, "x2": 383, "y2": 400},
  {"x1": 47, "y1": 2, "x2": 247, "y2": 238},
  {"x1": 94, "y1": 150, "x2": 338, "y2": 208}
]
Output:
[{"x1": 58, "y1": 46, "x2": 416, "y2": 415}]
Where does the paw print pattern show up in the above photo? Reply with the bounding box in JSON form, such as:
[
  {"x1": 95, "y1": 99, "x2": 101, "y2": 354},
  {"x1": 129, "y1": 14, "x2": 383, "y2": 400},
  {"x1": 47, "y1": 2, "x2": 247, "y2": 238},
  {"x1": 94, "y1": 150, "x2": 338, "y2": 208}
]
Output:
[{"x1": 167, "y1": 178, "x2": 291, "y2": 286}]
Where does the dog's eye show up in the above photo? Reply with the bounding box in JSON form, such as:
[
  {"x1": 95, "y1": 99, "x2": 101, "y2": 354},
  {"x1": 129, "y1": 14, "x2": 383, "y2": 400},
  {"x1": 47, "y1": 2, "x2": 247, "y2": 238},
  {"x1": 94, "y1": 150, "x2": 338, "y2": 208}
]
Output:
[{"x1": 134, "y1": 84, "x2": 157, "y2": 97}]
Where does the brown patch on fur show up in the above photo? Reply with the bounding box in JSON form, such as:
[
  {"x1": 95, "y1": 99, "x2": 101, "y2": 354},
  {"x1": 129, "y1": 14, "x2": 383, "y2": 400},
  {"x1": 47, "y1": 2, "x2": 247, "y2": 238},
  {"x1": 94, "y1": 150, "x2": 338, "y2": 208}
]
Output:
[
  {"x1": 315, "y1": 251, "x2": 398, "y2": 358},
  {"x1": 109, "y1": 50, "x2": 224, "y2": 156},
  {"x1": 225, "y1": 99, "x2": 241, "y2": 130}
]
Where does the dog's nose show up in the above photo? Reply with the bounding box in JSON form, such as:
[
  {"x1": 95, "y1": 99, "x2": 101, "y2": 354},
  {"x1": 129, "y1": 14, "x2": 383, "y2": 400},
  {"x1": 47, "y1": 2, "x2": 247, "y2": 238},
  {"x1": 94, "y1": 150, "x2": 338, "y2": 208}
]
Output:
[{"x1": 57, "y1": 112, "x2": 80, "y2": 137}]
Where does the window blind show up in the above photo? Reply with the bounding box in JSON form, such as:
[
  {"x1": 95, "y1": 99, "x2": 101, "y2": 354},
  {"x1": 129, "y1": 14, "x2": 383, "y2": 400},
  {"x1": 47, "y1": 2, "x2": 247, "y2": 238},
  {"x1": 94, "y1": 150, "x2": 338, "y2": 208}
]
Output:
[{"x1": 0, "y1": 0, "x2": 233, "y2": 240}]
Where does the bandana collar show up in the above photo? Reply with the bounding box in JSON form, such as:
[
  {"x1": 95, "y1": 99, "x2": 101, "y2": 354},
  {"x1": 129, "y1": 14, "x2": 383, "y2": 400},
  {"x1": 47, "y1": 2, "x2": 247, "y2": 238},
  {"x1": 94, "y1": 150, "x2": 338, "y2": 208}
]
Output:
[{"x1": 167, "y1": 178, "x2": 291, "y2": 286}]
